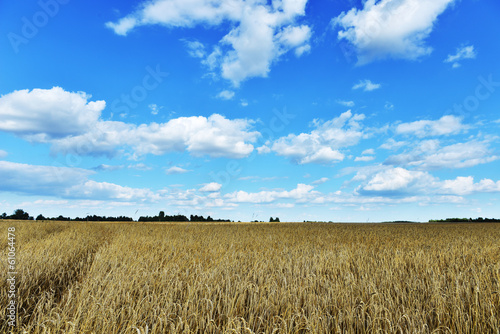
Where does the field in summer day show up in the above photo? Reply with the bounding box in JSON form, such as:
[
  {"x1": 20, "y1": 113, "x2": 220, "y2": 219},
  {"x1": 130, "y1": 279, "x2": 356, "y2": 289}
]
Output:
[{"x1": 1, "y1": 220, "x2": 499, "y2": 333}]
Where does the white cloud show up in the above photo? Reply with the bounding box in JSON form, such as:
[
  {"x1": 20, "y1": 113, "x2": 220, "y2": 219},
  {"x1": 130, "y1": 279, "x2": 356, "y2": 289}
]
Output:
[
  {"x1": 69, "y1": 180, "x2": 156, "y2": 201},
  {"x1": 225, "y1": 183, "x2": 318, "y2": 203},
  {"x1": 106, "y1": 16, "x2": 138, "y2": 35},
  {"x1": 0, "y1": 150, "x2": 7, "y2": 158},
  {"x1": 379, "y1": 138, "x2": 407, "y2": 150},
  {"x1": 352, "y1": 79, "x2": 381, "y2": 91},
  {"x1": 0, "y1": 161, "x2": 93, "y2": 196},
  {"x1": 106, "y1": 0, "x2": 311, "y2": 86},
  {"x1": 355, "y1": 155, "x2": 375, "y2": 162},
  {"x1": 336, "y1": 100, "x2": 355, "y2": 107},
  {"x1": 294, "y1": 44, "x2": 311, "y2": 57},
  {"x1": 75, "y1": 114, "x2": 258, "y2": 159},
  {"x1": 93, "y1": 164, "x2": 124, "y2": 171},
  {"x1": 334, "y1": 0, "x2": 455, "y2": 64},
  {"x1": 199, "y1": 182, "x2": 222, "y2": 192},
  {"x1": 312, "y1": 177, "x2": 329, "y2": 185},
  {"x1": 300, "y1": 147, "x2": 344, "y2": 164},
  {"x1": 238, "y1": 176, "x2": 284, "y2": 182},
  {"x1": 166, "y1": 166, "x2": 190, "y2": 175},
  {"x1": 272, "y1": 203, "x2": 295, "y2": 208},
  {"x1": 183, "y1": 39, "x2": 206, "y2": 58},
  {"x1": 395, "y1": 115, "x2": 466, "y2": 137},
  {"x1": 385, "y1": 139, "x2": 499, "y2": 170},
  {"x1": 384, "y1": 101, "x2": 394, "y2": 110},
  {"x1": 128, "y1": 163, "x2": 152, "y2": 171},
  {"x1": 444, "y1": 44, "x2": 476, "y2": 68},
  {"x1": 361, "y1": 167, "x2": 436, "y2": 194},
  {"x1": 270, "y1": 110, "x2": 366, "y2": 164},
  {"x1": 276, "y1": 24, "x2": 312, "y2": 57},
  {"x1": 49, "y1": 120, "x2": 134, "y2": 158},
  {"x1": 0, "y1": 87, "x2": 105, "y2": 139},
  {"x1": 441, "y1": 176, "x2": 500, "y2": 196},
  {"x1": 257, "y1": 145, "x2": 271, "y2": 154},
  {"x1": 361, "y1": 148, "x2": 375, "y2": 155},
  {"x1": 0, "y1": 87, "x2": 260, "y2": 159},
  {"x1": 0, "y1": 161, "x2": 156, "y2": 201},
  {"x1": 149, "y1": 104, "x2": 161, "y2": 115},
  {"x1": 217, "y1": 90, "x2": 235, "y2": 100}
]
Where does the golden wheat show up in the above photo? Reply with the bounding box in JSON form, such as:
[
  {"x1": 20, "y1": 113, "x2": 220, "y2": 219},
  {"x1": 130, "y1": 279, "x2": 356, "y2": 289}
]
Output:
[{"x1": 1, "y1": 221, "x2": 499, "y2": 333}]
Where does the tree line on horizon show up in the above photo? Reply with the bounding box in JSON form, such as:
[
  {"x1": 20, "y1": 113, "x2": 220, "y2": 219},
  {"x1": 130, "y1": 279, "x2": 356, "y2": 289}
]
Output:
[
  {"x1": 137, "y1": 211, "x2": 232, "y2": 222},
  {"x1": 429, "y1": 217, "x2": 500, "y2": 223},
  {"x1": 3, "y1": 209, "x2": 499, "y2": 224},
  {"x1": 0, "y1": 209, "x2": 235, "y2": 223}
]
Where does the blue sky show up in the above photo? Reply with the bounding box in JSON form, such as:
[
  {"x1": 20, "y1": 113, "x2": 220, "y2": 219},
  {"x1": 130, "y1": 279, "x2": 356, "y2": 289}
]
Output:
[{"x1": 1, "y1": 0, "x2": 499, "y2": 222}]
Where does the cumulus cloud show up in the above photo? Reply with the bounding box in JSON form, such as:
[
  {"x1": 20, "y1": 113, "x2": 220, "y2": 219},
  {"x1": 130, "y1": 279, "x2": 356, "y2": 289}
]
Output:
[
  {"x1": 352, "y1": 79, "x2": 381, "y2": 91},
  {"x1": 355, "y1": 155, "x2": 375, "y2": 162},
  {"x1": 68, "y1": 181, "x2": 156, "y2": 201},
  {"x1": 336, "y1": 100, "x2": 355, "y2": 107},
  {"x1": 441, "y1": 176, "x2": 500, "y2": 195},
  {"x1": 225, "y1": 183, "x2": 318, "y2": 203},
  {"x1": 334, "y1": 0, "x2": 455, "y2": 64},
  {"x1": 128, "y1": 163, "x2": 152, "y2": 171},
  {"x1": 0, "y1": 161, "x2": 93, "y2": 196},
  {"x1": 444, "y1": 44, "x2": 476, "y2": 68},
  {"x1": 0, "y1": 87, "x2": 259, "y2": 159},
  {"x1": 0, "y1": 87, "x2": 105, "y2": 139},
  {"x1": 106, "y1": 0, "x2": 311, "y2": 86},
  {"x1": 149, "y1": 104, "x2": 161, "y2": 115},
  {"x1": 361, "y1": 171, "x2": 500, "y2": 198},
  {"x1": 0, "y1": 150, "x2": 7, "y2": 158},
  {"x1": 0, "y1": 161, "x2": 155, "y2": 201},
  {"x1": 384, "y1": 139, "x2": 499, "y2": 170},
  {"x1": 395, "y1": 115, "x2": 467, "y2": 137},
  {"x1": 311, "y1": 177, "x2": 329, "y2": 185},
  {"x1": 166, "y1": 166, "x2": 190, "y2": 175},
  {"x1": 270, "y1": 111, "x2": 366, "y2": 164},
  {"x1": 379, "y1": 138, "x2": 407, "y2": 150},
  {"x1": 360, "y1": 167, "x2": 437, "y2": 195},
  {"x1": 256, "y1": 145, "x2": 271, "y2": 154},
  {"x1": 199, "y1": 182, "x2": 222, "y2": 192},
  {"x1": 131, "y1": 114, "x2": 260, "y2": 158},
  {"x1": 93, "y1": 164, "x2": 124, "y2": 171},
  {"x1": 217, "y1": 90, "x2": 235, "y2": 100},
  {"x1": 183, "y1": 39, "x2": 206, "y2": 58},
  {"x1": 384, "y1": 140, "x2": 500, "y2": 170}
]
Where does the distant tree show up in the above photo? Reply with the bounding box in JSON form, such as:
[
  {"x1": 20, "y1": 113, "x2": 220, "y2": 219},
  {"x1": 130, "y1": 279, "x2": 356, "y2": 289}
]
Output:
[
  {"x1": 269, "y1": 217, "x2": 274, "y2": 222},
  {"x1": 13, "y1": 209, "x2": 29, "y2": 220},
  {"x1": 36, "y1": 214, "x2": 46, "y2": 221},
  {"x1": 275, "y1": 217, "x2": 280, "y2": 222},
  {"x1": 159, "y1": 211, "x2": 165, "y2": 221},
  {"x1": 1, "y1": 212, "x2": 6, "y2": 219}
]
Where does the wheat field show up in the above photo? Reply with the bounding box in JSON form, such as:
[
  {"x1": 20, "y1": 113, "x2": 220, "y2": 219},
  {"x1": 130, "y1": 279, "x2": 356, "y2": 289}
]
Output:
[{"x1": 1, "y1": 221, "x2": 499, "y2": 333}]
